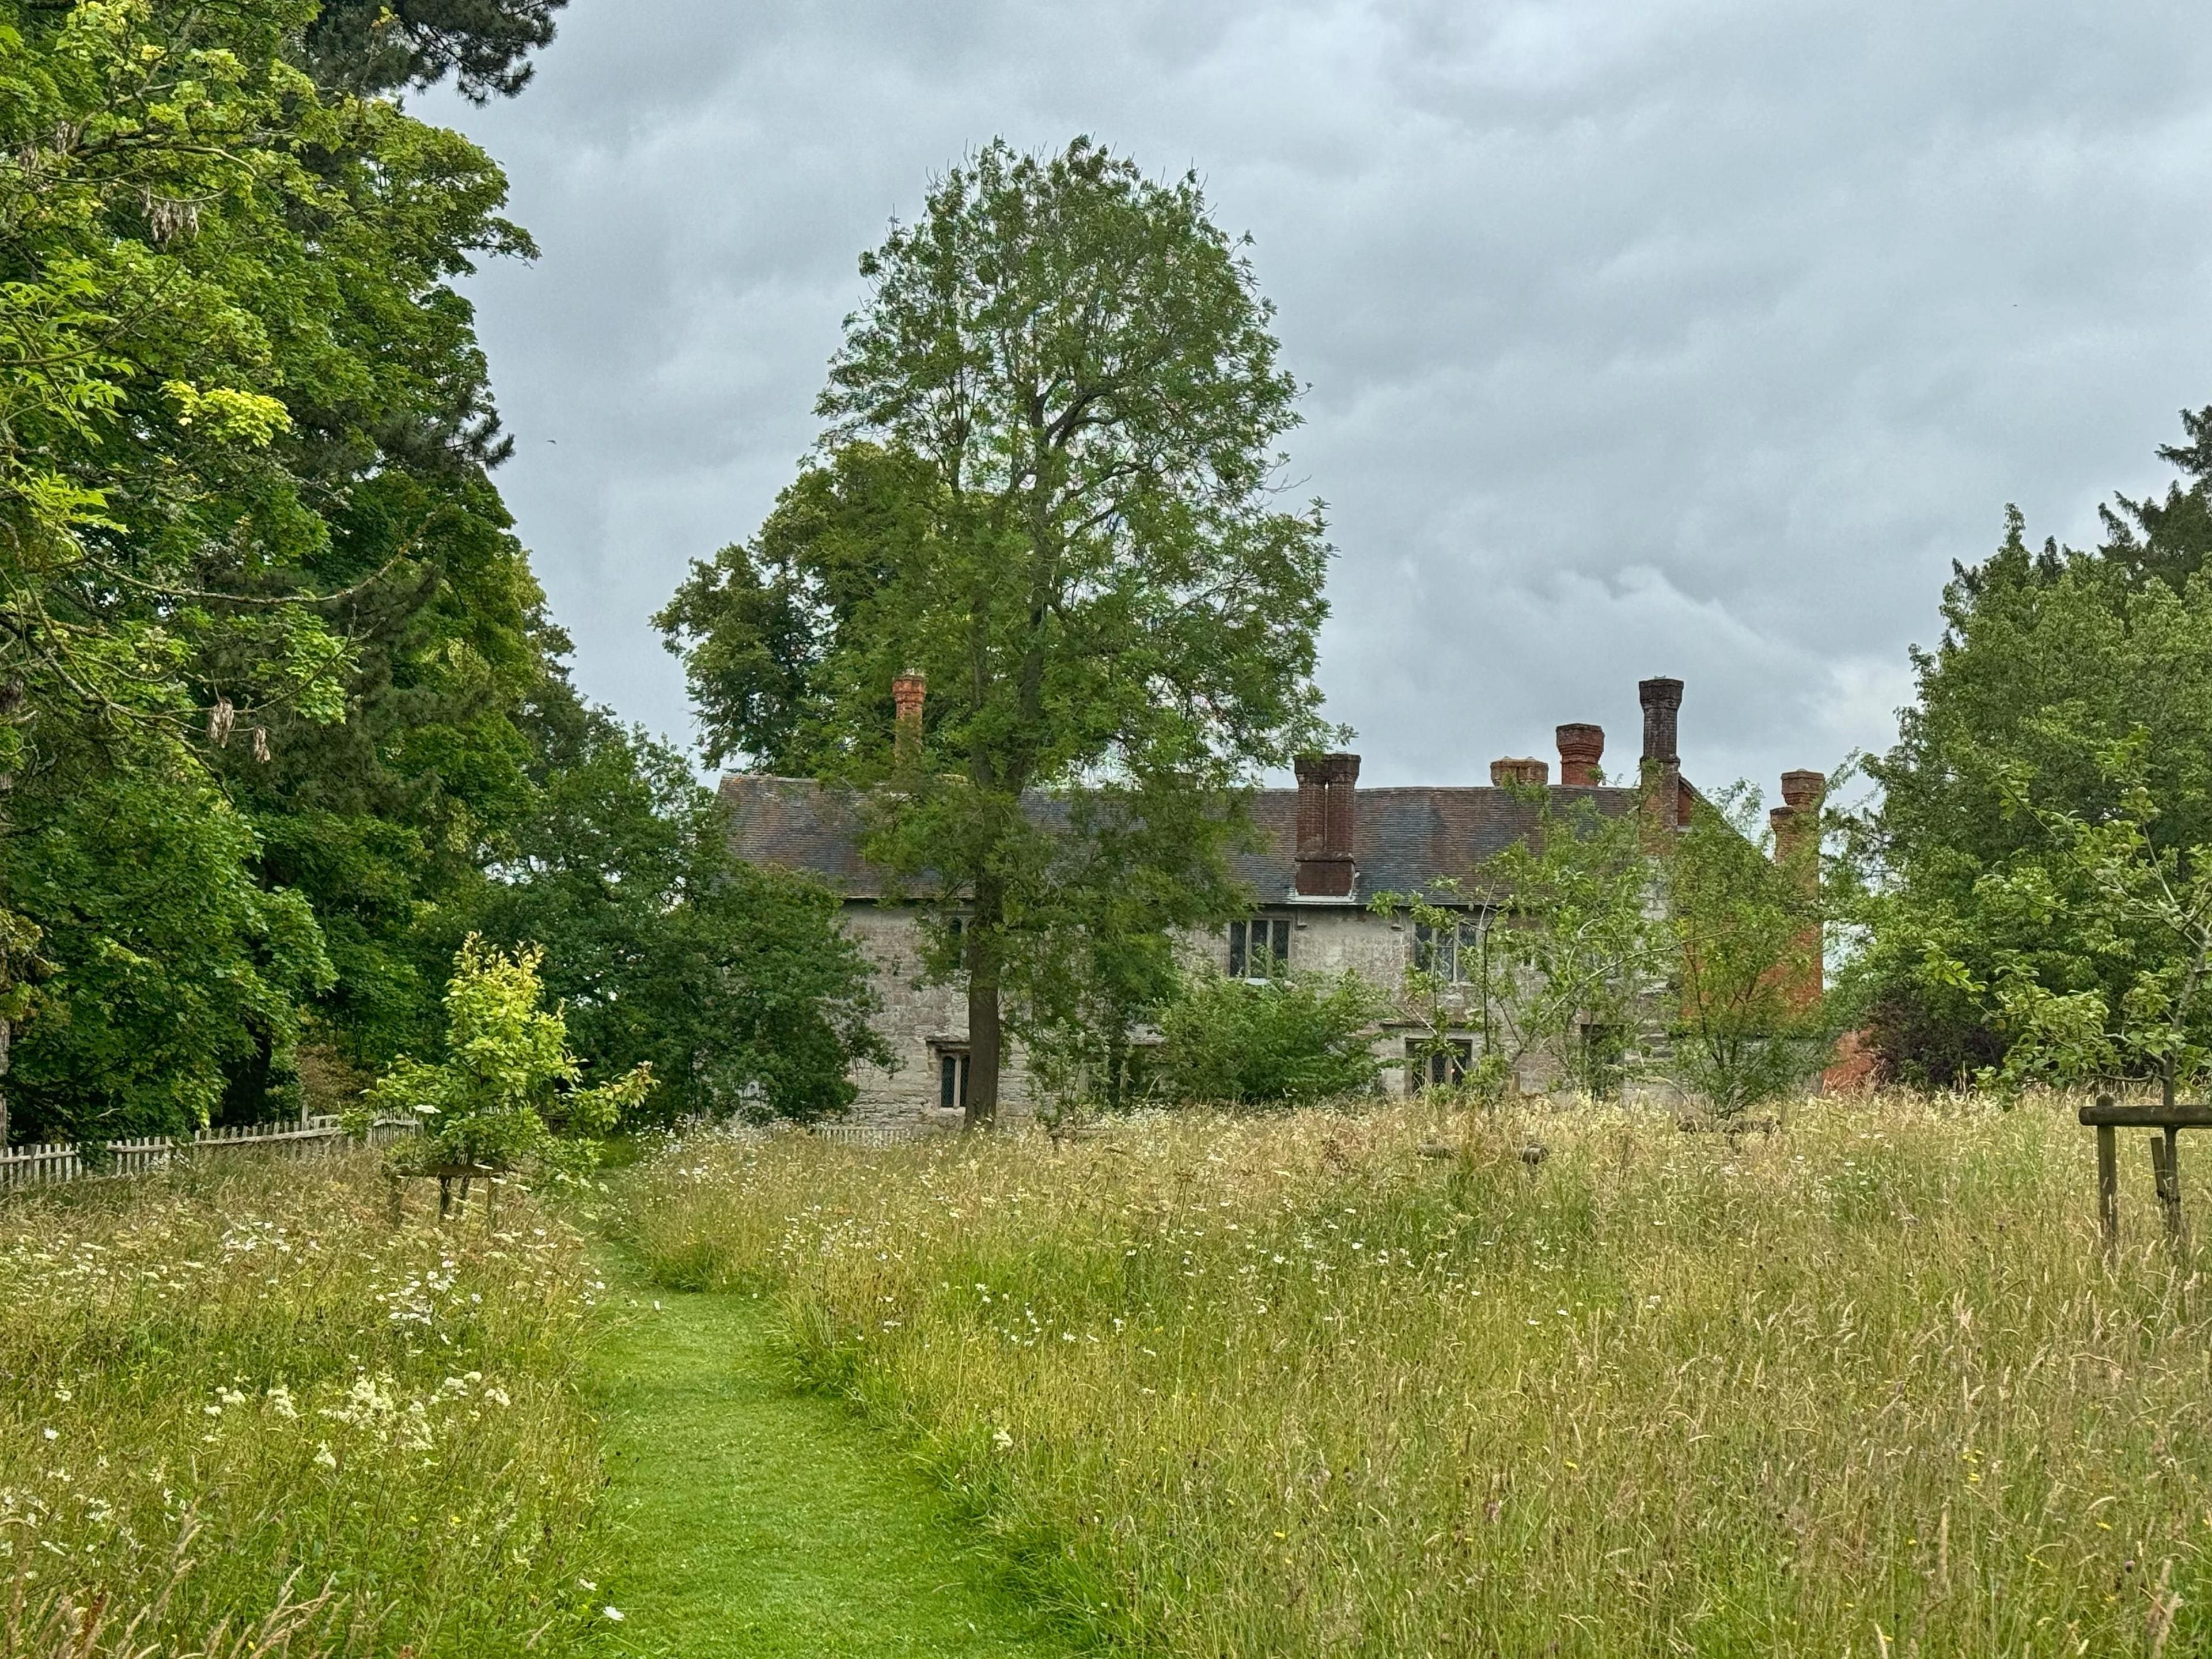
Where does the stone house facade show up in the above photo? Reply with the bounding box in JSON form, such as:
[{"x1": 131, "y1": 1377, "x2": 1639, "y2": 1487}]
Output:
[{"x1": 722, "y1": 676, "x2": 1826, "y2": 1130}]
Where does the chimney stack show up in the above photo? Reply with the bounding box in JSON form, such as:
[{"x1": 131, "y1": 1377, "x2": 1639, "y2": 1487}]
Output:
[
  {"x1": 1769, "y1": 769, "x2": 1826, "y2": 1012},
  {"x1": 1639, "y1": 677, "x2": 1684, "y2": 835},
  {"x1": 892, "y1": 669, "x2": 926, "y2": 762},
  {"x1": 1555, "y1": 723, "x2": 1604, "y2": 786},
  {"x1": 1639, "y1": 677, "x2": 1682, "y2": 766},
  {"x1": 1293, "y1": 752, "x2": 1360, "y2": 897},
  {"x1": 1489, "y1": 757, "x2": 1550, "y2": 787}
]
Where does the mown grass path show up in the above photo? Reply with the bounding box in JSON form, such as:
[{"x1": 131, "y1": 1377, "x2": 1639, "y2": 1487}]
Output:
[{"x1": 584, "y1": 1254, "x2": 1072, "y2": 1659}]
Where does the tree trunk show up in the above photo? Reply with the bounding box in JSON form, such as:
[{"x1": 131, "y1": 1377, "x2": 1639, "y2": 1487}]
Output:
[{"x1": 965, "y1": 878, "x2": 1004, "y2": 1129}]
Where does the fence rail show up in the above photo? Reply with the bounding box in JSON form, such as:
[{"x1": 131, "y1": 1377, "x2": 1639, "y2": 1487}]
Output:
[{"x1": 1, "y1": 1114, "x2": 415, "y2": 1192}]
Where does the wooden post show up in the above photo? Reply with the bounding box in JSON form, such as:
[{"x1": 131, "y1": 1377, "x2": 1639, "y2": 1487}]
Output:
[
  {"x1": 2152, "y1": 1132, "x2": 2184, "y2": 1243},
  {"x1": 2097, "y1": 1112, "x2": 2119, "y2": 1254}
]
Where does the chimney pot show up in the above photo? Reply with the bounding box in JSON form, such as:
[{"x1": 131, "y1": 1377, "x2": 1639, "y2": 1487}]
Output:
[
  {"x1": 1555, "y1": 723, "x2": 1604, "y2": 786},
  {"x1": 1779, "y1": 768, "x2": 1824, "y2": 812},
  {"x1": 1488, "y1": 756, "x2": 1550, "y2": 787}
]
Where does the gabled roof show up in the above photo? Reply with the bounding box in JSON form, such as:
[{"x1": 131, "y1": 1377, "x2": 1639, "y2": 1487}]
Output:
[{"x1": 721, "y1": 773, "x2": 1660, "y2": 905}]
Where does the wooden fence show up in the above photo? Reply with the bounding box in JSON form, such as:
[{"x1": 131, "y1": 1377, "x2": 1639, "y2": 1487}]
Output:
[{"x1": 1, "y1": 1113, "x2": 415, "y2": 1193}]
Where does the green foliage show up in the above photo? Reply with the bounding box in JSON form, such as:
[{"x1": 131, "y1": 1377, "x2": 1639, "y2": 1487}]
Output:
[
  {"x1": 1152, "y1": 969, "x2": 1388, "y2": 1106},
  {"x1": 658, "y1": 442, "x2": 935, "y2": 777},
  {"x1": 467, "y1": 708, "x2": 889, "y2": 1125},
  {"x1": 2096, "y1": 402, "x2": 2212, "y2": 593},
  {"x1": 1858, "y1": 463, "x2": 2212, "y2": 1084},
  {"x1": 301, "y1": 0, "x2": 569, "y2": 102},
  {"x1": 661, "y1": 137, "x2": 1333, "y2": 1123},
  {"x1": 0, "y1": 0, "x2": 597, "y2": 1141},
  {"x1": 357, "y1": 936, "x2": 649, "y2": 1181},
  {"x1": 1664, "y1": 783, "x2": 1832, "y2": 1118},
  {"x1": 1902, "y1": 739, "x2": 2212, "y2": 1099},
  {"x1": 1376, "y1": 786, "x2": 1657, "y2": 1107},
  {"x1": 0, "y1": 0, "x2": 578, "y2": 1135},
  {"x1": 0, "y1": 0, "x2": 533, "y2": 755},
  {"x1": 6, "y1": 770, "x2": 333, "y2": 1144}
]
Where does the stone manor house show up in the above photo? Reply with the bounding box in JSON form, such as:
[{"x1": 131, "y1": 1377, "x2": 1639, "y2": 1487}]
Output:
[{"x1": 724, "y1": 676, "x2": 1827, "y2": 1130}]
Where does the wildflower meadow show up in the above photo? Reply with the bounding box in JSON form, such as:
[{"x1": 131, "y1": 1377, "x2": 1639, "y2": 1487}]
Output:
[
  {"x1": 620, "y1": 1097, "x2": 2212, "y2": 1658},
  {"x1": 0, "y1": 1154, "x2": 607, "y2": 1657}
]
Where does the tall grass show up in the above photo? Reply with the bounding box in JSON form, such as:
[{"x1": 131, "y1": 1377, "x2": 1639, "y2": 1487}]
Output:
[
  {"x1": 624, "y1": 1099, "x2": 2212, "y2": 1657},
  {"x1": 0, "y1": 1152, "x2": 607, "y2": 1656}
]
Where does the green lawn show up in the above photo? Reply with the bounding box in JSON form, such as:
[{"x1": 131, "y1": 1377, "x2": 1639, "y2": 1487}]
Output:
[{"x1": 584, "y1": 1256, "x2": 1073, "y2": 1658}]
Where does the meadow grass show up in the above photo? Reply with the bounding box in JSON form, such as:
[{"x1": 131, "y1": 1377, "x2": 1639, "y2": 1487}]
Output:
[
  {"x1": 579, "y1": 1249, "x2": 1074, "y2": 1658},
  {"x1": 620, "y1": 1096, "x2": 2212, "y2": 1658},
  {"x1": 0, "y1": 1150, "x2": 607, "y2": 1656}
]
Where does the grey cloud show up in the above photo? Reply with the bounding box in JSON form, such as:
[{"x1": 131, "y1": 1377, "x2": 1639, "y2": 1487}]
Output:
[{"x1": 421, "y1": 0, "x2": 2212, "y2": 800}]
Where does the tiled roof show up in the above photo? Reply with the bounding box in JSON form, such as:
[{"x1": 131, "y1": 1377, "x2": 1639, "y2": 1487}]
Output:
[{"x1": 722, "y1": 773, "x2": 1655, "y2": 904}]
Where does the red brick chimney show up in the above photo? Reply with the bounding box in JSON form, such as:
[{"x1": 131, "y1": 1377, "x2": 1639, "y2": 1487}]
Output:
[
  {"x1": 892, "y1": 669, "x2": 925, "y2": 762},
  {"x1": 1555, "y1": 723, "x2": 1604, "y2": 786},
  {"x1": 1489, "y1": 757, "x2": 1550, "y2": 786},
  {"x1": 1639, "y1": 677, "x2": 1684, "y2": 834},
  {"x1": 1294, "y1": 752, "x2": 1359, "y2": 897},
  {"x1": 1770, "y1": 768, "x2": 1825, "y2": 1011}
]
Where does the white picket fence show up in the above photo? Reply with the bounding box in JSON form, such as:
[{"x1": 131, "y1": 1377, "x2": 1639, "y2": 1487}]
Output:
[{"x1": 0, "y1": 1113, "x2": 415, "y2": 1193}]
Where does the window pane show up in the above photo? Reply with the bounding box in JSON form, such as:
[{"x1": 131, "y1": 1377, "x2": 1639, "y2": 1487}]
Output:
[
  {"x1": 1229, "y1": 921, "x2": 1247, "y2": 978},
  {"x1": 1269, "y1": 919, "x2": 1290, "y2": 972}
]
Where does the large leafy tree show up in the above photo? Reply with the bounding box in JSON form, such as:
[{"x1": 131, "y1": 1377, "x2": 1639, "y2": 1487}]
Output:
[
  {"x1": 662, "y1": 138, "x2": 1333, "y2": 1123},
  {"x1": 0, "y1": 1, "x2": 551, "y2": 1137},
  {"x1": 464, "y1": 703, "x2": 889, "y2": 1125},
  {"x1": 1855, "y1": 419, "x2": 2212, "y2": 1084}
]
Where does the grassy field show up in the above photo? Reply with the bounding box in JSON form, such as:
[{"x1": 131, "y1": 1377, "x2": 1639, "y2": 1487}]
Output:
[
  {"x1": 620, "y1": 1096, "x2": 2212, "y2": 1658},
  {"x1": 581, "y1": 1249, "x2": 1073, "y2": 1658},
  {"x1": 0, "y1": 1153, "x2": 607, "y2": 1656}
]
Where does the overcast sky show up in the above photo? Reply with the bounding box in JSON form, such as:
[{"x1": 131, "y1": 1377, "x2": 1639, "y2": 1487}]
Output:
[{"x1": 418, "y1": 0, "x2": 2212, "y2": 796}]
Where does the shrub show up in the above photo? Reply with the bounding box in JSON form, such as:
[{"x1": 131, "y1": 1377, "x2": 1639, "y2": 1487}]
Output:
[
  {"x1": 1150, "y1": 968, "x2": 1387, "y2": 1105},
  {"x1": 354, "y1": 936, "x2": 651, "y2": 1187}
]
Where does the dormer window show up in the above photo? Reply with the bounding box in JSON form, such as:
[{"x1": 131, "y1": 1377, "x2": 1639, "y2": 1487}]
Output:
[{"x1": 1228, "y1": 917, "x2": 1290, "y2": 979}]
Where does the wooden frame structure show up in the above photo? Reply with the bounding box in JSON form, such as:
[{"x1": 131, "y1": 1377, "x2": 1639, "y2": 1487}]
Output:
[{"x1": 2080, "y1": 1094, "x2": 2212, "y2": 1249}]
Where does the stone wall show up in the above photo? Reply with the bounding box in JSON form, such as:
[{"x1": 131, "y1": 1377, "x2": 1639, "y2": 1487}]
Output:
[
  {"x1": 839, "y1": 903, "x2": 1035, "y2": 1128},
  {"x1": 836, "y1": 895, "x2": 1632, "y2": 1126}
]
